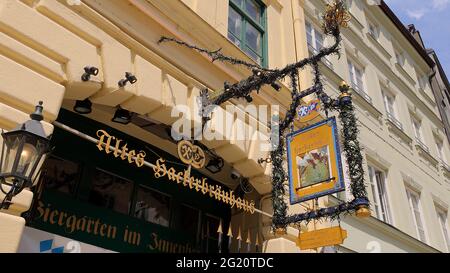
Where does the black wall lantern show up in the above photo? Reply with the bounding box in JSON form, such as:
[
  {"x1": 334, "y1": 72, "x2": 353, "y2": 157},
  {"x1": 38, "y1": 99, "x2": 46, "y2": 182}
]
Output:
[{"x1": 0, "y1": 101, "x2": 51, "y2": 209}]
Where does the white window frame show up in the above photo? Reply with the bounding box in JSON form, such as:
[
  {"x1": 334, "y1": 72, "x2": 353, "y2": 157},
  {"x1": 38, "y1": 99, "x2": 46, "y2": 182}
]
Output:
[
  {"x1": 406, "y1": 188, "x2": 427, "y2": 243},
  {"x1": 306, "y1": 21, "x2": 332, "y2": 68},
  {"x1": 368, "y1": 165, "x2": 392, "y2": 224},
  {"x1": 437, "y1": 208, "x2": 450, "y2": 252},
  {"x1": 436, "y1": 139, "x2": 447, "y2": 163},
  {"x1": 306, "y1": 21, "x2": 324, "y2": 51},
  {"x1": 368, "y1": 21, "x2": 380, "y2": 40},
  {"x1": 396, "y1": 51, "x2": 406, "y2": 67},
  {"x1": 412, "y1": 116, "x2": 423, "y2": 142},
  {"x1": 417, "y1": 72, "x2": 429, "y2": 92},
  {"x1": 383, "y1": 91, "x2": 403, "y2": 130},
  {"x1": 348, "y1": 60, "x2": 366, "y2": 95}
]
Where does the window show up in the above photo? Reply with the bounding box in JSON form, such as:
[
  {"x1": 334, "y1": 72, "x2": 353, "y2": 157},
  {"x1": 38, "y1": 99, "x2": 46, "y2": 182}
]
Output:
[
  {"x1": 437, "y1": 209, "x2": 450, "y2": 252},
  {"x1": 368, "y1": 166, "x2": 392, "y2": 224},
  {"x1": 348, "y1": 60, "x2": 367, "y2": 95},
  {"x1": 42, "y1": 155, "x2": 80, "y2": 195},
  {"x1": 368, "y1": 22, "x2": 380, "y2": 40},
  {"x1": 412, "y1": 117, "x2": 423, "y2": 142},
  {"x1": 88, "y1": 169, "x2": 133, "y2": 215},
  {"x1": 134, "y1": 185, "x2": 171, "y2": 227},
  {"x1": 396, "y1": 51, "x2": 405, "y2": 67},
  {"x1": 383, "y1": 91, "x2": 403, "y2": 129},
  {"x1": 306, "y1": 21, "x2": 332, "y2": 68},
  {"x1": 179, "y1": 204, "x2": 200, "y2": 238},
  {"x1": 228, "y1": 0, "x2": 266, "y2": 65},
  {"x1": 418, "y1": 75, "x2": 429, "y2": 91},
  {"x1": 306, "y1": 21, "x2": 324, "y2": 51},
  {"x1": 436, "y1": 139, "x2": 446, "y2": 163},
  {"x1": 406, "y1": 188, "x2": 427, "y2": 242},
  {"x1": 201, "y1": 214, "x2": 222, "y2": 253}
]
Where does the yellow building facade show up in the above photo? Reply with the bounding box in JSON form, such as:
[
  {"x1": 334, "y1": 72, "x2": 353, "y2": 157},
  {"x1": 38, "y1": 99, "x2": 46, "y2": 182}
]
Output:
[{"x1": 0, "y1": 0, "x2": 449, "y2": 253}]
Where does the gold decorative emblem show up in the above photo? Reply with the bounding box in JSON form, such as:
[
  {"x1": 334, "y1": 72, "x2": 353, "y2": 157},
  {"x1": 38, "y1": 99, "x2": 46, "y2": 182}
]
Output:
[
  {"x1": 177, "y1": 140, "x2": 206, "y2": 169},
  {"x1": 322, "y1": 0, "x2": 352, "y2": 34}
]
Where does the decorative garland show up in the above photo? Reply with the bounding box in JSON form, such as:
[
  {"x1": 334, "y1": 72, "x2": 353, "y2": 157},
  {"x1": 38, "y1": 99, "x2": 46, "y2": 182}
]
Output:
[{"x1": 158, "y1": 0, "x2": 369, "y2": 233}]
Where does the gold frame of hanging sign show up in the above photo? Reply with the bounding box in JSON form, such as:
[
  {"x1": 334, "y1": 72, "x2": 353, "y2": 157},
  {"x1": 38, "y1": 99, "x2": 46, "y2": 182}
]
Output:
[{"x1": 296, "y1": 226, "x2": 347, "y2": 250}]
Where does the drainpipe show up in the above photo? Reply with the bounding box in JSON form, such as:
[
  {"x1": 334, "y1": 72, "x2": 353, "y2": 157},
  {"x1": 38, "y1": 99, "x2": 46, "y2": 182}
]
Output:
[{"x1": 291, "y1": 0, "x2": 311, "y2": 99}]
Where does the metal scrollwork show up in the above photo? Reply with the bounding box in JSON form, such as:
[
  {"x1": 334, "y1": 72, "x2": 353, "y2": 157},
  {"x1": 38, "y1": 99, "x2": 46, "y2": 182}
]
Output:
[{"x1": 177, "y1": 140, "x2": 206, "y2": 169}]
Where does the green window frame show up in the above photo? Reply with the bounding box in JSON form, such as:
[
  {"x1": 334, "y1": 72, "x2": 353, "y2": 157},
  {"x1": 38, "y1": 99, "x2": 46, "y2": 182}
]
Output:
[{"x1": 228, "y1": 0, "x2": 267, "y2": 67}]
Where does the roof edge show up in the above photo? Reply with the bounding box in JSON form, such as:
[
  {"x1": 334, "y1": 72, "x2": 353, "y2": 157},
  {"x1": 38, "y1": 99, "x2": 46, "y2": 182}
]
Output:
[{"x1": 379, "y1": 1, "x2": 435, "y2": 68}]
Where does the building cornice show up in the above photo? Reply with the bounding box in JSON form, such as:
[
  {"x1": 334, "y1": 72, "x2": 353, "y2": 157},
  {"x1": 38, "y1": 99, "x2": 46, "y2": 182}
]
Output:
[{"x1": 379, "y1": 1, "x2": 435, "y2": 68}]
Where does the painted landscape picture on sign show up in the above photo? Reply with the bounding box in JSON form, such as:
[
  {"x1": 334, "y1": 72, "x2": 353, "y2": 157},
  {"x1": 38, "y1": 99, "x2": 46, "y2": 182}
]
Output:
[
  {"x1": 287, "y1": 118, "x2": 345, "y2": 204},
  {"x1": 296, "y1": 145, "x2": 332, "y2": 189}
]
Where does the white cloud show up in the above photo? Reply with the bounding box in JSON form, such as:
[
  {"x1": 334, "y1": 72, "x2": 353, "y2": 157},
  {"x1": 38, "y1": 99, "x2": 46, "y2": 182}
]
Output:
[
  {"x1": 432, "y1": 0, "x2": 450, "y2": 10},
  {"x1": 406, "y1": 9, "x2": 428, "y2": 20}
]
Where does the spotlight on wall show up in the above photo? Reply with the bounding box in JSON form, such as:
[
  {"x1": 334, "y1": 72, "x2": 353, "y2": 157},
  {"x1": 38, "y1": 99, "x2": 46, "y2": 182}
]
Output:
[
  {"x1": 73, "y1": 98, "x2": 92, "y2": 114},
  {"x1": 112, "y1": 106, "x2": 133, "y2": 125},
  {"x1": 118, "y1": 72, "x2": 138, "y2": 87},
  {"x1": 81, "y1": 66, "x2": 99, "y2": 81},
  {"x1": 205, "y1": 157, "x2": 224, "y2": 174}
]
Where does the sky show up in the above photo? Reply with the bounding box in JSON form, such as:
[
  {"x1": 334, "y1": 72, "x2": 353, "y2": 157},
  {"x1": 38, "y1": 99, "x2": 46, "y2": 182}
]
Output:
[{"x1": 383, "y1": 0, "x2": 450, "y2": 78}]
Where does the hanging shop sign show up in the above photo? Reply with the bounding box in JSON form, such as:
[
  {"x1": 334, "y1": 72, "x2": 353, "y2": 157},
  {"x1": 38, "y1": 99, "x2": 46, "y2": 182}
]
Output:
[
  {"x1": 296, "y1": 226, "x2": 347, "y2": 250},
  {"x1": 177, "y1": 140, "x2": 206, "y2": 169},
  {"x1": 296, "y1": 99, "x2": 321, "y2": 123},
  {"x1": 94, "y1": 129, "x2": 255, "y2": 214},
  {"x1": 287, "y1": 118, "x2": 345, "y2": 204}
]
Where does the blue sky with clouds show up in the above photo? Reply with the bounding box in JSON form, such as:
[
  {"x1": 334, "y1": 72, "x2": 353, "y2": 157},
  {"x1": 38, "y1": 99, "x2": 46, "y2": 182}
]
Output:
[{"x1": 383, "y1": 0, "x2": 450, "y2": 77}]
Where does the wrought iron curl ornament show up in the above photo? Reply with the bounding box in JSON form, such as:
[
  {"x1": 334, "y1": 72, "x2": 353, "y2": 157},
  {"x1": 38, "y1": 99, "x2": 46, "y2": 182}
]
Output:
[{"x1": 158, "y1": 0, "x2": 369, "y2": 233}]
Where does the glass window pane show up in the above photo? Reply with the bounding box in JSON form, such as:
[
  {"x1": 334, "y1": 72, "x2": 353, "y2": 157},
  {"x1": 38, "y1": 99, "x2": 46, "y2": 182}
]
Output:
[
  {"x1": 202, "y1": 215, "x2": 221, "y2": 253},
  {"x1": 134, "y1": 186, "x2": 170, "y2": 227},
  {"x1": 306, "y1": 32, "x2": 313, "y2": 48},
  {"x1": 439, "y1": 213, "x2": 450, "y2": 247},
  {"x1": 306, "y1": 22, "x2": 313, "y2": 46},
  {"x1": 413, "y1": 119, "x2": 422, "y2": 140},
  {"x1": 245, "y1": 47, "x2": 261, "y2": 64},
  {"x1": 231, "y1": 0, "x2": 243, "y2": 6},
  {"x1": 245, "y1": 0, "x2": 261, "y2": 23},
  {"x1": 180, "y1": 204, "x2": 199, "y2": 238},
  {"x1": 88, "y1": 169, "x2": 133, "y2": 215},
  {"x1": 2, "y1": 136, "x2": 21, "y2": 174},
  {"x1": 43, "y1": 156, "x2": 80, "y2": 195},
  {"x1": 228, "y1": 7, "x2": 242, "y2": 38},
  {"x1": 355, "y1": 67, "x2": 364, "y2": 89},
  {"x1": 348, "y1": 62, "x2": 355, "y2": 86},
  {"x1": 245, "y1": 23, "x2": 262, "y2": 54},
  {"x1": 436, "y1": 141, "x2": 445, "y2": 161},
  {"x1": 228, "y1": 32, "x2": 241, "y2": 47},
  {"x1": 306, "y1": 22, "x2": 312, "y2": 35},
  {"x1": 376, "y1": 171, "x2": 391, "y2": 223},
  {"x1": 315, "y1": 32, "x2": 324, "y2": 49},
  {"x1": 387, "y1": 96, "x2": 395, "y2": 115}
]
